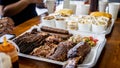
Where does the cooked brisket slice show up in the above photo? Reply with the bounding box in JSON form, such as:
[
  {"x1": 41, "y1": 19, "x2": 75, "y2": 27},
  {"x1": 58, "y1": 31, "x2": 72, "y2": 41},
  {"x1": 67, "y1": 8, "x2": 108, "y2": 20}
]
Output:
[
  {"x1": 13, "y1": 32, "x2": 49, "y2": 54},
  {"x1": 31, "y1": 34, "x2": 64, "y2": 57},
  {"x1": 63, "y1": 57, "x2": 81, "y2": 68},
  {"x1": 41, "y1": 26, "x2": 69, "y2": 35},
  {"x1": 67, "y1": 42, "x2": 91, "y2": 59},
  {"x1": 42, "y1": 31, "x2": 72, "y2": 40},
  {"x1": 45, "y1": 35, "x2": 63, "y2": 44},
  {"x1": 48, "y1": 32, "x2": 72, "y2": 40},
  {"x1": 63, "y1": 42, "x2": 91, "y2": 68},
  {"x1": 31, "y1": 43, "x2": 58, "y2": 57},
  {"x1": 48, "y1": 41, "x2": 75, "y2": 61}
]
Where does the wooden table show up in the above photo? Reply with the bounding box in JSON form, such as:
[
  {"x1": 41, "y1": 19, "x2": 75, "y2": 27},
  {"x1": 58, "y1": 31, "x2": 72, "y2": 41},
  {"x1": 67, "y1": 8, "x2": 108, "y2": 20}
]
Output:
[{"x1": 13, "y1": 16, "x2": 120, "y2": 68}]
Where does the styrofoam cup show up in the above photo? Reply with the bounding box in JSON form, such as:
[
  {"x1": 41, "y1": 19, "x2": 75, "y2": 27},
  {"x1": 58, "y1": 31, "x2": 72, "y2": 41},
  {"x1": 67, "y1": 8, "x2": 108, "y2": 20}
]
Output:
[
  {"x1": 92, "y1": 24, "x2": 107, "y2": 33},
  {"x1": 46, "y1": 0, "x2": 55, "y2": 14},
  {"x1": 42, "y1": 17, "x2": 55, "y2": 28},
  {"x1": 99, "y1": 1, "x2": 108, "y2": 12},
  {"x1": 108, "y1": 3, "x2": 120, "y2": 20},
  {"x1": 55, "y1": 18, "x2": 67, "y2": 29},
  {"x1": 78, "y1": 23, "x2": 91, "y2": 32},
  {"x1": 69, "y1": 4, "x2": 76, "y2": 14},
  {"x1": 78, "y1": 4, "x2": 90, "y2": 15}
]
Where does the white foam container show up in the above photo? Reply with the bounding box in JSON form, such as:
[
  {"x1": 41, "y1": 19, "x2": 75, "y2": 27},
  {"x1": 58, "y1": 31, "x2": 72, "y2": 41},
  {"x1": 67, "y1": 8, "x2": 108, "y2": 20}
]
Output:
[
  {"x1": 78, "y1": 15, "x2": 115, "y2": 35},
  {"x1": 92, "y1": 24, "x2": 107, "y2": 33},
  {"x1": 55, "y1": 19, "x2": 67, "y2": 29},
  {"x1": 41, "y1": 17, "x2": 55, "y2": 28},
  {"x1": 78, "y1": 23, "x2": 91, "y2": 32}
]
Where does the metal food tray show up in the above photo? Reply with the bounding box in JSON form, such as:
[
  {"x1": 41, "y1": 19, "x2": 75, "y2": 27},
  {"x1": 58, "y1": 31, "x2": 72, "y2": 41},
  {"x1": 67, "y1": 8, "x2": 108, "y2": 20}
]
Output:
[{"x1": 13, "y1": 25, "x2": 106, "y2": 68}]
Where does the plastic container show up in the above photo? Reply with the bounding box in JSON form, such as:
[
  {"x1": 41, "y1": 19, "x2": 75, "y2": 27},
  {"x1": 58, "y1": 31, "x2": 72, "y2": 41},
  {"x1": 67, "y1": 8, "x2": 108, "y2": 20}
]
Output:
[
  {"x1": 92, "y1": 23, "x2": 107, "y2": 33},
  {"x1": 78, "y1": 23, "x2": 91, "y2": 32},
  {"x1": 67, "y1": 20, "x2": 78, "y2": 30},
  {"x1": 42, "y1": 16, "x2": 55, "y2": 28},
  {"x1": 55, "y1": 18, "x2": 67, "y2": 29},
  {"x1": 0, "y1": 37, "x2": 19, "y2": 68},
  {"x1": 0, "y1": 53, "x2": 12, "y2": 68}
]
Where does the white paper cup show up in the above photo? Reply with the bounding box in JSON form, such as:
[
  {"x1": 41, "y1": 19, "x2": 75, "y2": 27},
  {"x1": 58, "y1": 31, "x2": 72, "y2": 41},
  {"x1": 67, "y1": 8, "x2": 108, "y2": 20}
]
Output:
[
  {"x1": 108, "y1": 3, "x2": 120, "y2": 20},
  {"x1": 78, "y1": 4, "x2": 90, "y2": 15},
  {"x1": 55, "y1": 18, "x2": 67, "y2": 29},
  {"x1": 63, "y1": 0, "x2": 70, "y2": 9},
  {"x1": 78, "y1": 23, "x2": 91, "y2": 32},
  {"x1": 92, "y1": 24, "x2": 107, "y2": 33},
  {"x1": 46, "y1": 0, "x2": 55, "y2": 14},
  {"x1": 69, "y1": 4, "x2": 76, "y2": 14},
  {"x1": 99, "y1": 1, "x2": 108, "y2": 12},
  {"x1": 42, "y1": 17, "x2": 55, "y2": 28}
]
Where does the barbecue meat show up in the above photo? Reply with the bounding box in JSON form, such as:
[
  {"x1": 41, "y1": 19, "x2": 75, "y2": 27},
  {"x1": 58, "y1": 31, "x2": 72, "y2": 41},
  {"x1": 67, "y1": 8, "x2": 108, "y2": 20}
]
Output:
[
  {"x1": 30, "y1": 28, "x2": 38, "y2": 34},
  {"x1": 48, "y1": 41, "x2": 75, "y2": 61},
  {"x1": 67, "y1": 42, "x2": 91, "y2": 59},
  {"x1": 63, "y1": 42, "x2": 91, "y2": 68},
  {"x1": 48, "y1": 32, "x2": 72, "y2": 40},
  {"x1": 13, "y1": 32, "x2": 49, "y2": 54},
  {"x1": 63, "y1": 57, "x2": 81, "y2": 68},
  {"x1": 0, "y1": 17, "x2": 14, "y2": 36},
  {"x1": 42, "y1": 31, "x2": 72, "y2": 40},
  {"x1": 41, "y1": 26, "x2": 69, "y2": 35},
  {"x1": 45, "y1": 35, "x2": 63, "y2": 44},
  {"x1": 41, "y1": 26, "x2": 72, "y2": 40},
  {"x1": 31, "y1": 43, "x2": 58, "y2": 57}
]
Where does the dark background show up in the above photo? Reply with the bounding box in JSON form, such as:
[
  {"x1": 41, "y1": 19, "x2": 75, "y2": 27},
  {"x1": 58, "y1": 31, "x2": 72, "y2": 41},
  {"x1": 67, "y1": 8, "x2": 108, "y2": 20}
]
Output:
[{"x1": 109, "y1": 0, "x2": 120, "y2": 2}]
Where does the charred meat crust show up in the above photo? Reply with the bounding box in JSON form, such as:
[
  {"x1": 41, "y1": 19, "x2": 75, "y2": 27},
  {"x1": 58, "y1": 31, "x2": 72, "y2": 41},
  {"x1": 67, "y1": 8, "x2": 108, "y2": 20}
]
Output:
[
  {"x1": 13, "y1": 32, "x2": 49, "y2": 54},
  {"x1": 63, "y1": 42, "x2": 91, "y2": 68},
  {"x1": 48, "y1": 41, "x2": 75, "y2": 61},
  {"x1": 41, "y1": 26, "x2": 69, "y2": 35}
]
